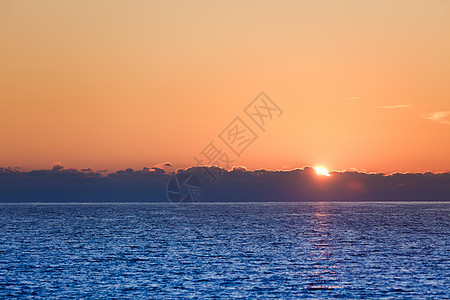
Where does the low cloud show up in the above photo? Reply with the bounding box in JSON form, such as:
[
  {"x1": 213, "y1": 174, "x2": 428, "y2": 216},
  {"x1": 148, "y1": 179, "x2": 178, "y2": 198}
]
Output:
[
  {"x1": 421, "y1": 111, "x2": 450, "y2": 125},
  {"x1": 1, "y1": 166, "x2": 448, "y2": 202},
  {"x1": 52, "y1": 165, "x2": 64, "y2": 171}
]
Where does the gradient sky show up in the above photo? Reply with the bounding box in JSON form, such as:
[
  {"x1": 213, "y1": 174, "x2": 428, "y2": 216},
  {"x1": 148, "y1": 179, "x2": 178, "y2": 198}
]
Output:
[{"x1": 1, "y1": 0, "x2": 449, "y2": 173}]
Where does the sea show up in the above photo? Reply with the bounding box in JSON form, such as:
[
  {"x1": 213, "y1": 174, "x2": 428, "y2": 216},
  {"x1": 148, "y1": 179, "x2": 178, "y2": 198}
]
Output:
[{"x1": 0, "y1": 202, "x2": 448, "y2": 299}]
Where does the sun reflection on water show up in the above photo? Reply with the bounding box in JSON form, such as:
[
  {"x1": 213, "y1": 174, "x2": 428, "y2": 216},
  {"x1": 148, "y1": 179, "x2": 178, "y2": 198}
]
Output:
[{"x1": 305, "y1": 203, "x2": 343, "y2": 291}]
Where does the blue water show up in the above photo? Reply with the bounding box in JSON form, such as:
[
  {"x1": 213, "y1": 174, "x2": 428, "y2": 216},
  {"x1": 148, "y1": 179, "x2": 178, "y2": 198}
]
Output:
[{"x1": 0, "y1": 202, "x2": 448, "y2": 298}]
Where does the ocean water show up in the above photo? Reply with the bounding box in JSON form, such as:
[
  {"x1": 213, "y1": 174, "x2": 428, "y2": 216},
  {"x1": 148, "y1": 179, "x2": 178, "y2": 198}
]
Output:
[{"x1": 0, "y1": 202, "x2": 448, "y2": 299}]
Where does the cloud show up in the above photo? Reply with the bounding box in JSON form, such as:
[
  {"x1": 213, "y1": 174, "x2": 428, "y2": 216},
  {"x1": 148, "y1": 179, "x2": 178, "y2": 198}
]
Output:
[
  {"x1": 0, "y1": 166, "x2": 448, "y2": 202},
  {"x1": 0, "y1": 166, "x2": 22, "y2": 173},
  {"x1": 421, "y1": 111, "x2": 450, "y2": 125},
  {"x1": 153, "y1": 161, "x2": 173, "y2": 169},
  {"x1": 347, "y1": 96, "x2": 359, "y2": 100},
  {"x1": 52, "y1": 165, "x2": 64, "y2": 172},
  {"x1": 377, "y1": 104, "x2": 411, "y2": 109},
  {"x1": 231, "y1": 166, "x2": 247, "y2": 172}
]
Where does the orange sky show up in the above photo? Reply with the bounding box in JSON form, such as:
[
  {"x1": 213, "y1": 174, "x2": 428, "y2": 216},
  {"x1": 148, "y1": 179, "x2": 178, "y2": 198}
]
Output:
[{"x1": 1, "y1": 0, "x2": 449, "y2": 173}]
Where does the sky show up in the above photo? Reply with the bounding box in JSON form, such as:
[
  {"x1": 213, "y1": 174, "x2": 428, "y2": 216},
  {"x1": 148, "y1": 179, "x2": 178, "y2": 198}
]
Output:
[{"x1": 1, "y1": 0, "x2": 449, "y2": 173}]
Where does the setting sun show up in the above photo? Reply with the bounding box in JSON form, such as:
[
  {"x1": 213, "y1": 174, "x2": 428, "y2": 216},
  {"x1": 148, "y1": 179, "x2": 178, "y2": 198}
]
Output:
[{"x1": 314, "y1": 166, "x2": 330, "y2": 177}]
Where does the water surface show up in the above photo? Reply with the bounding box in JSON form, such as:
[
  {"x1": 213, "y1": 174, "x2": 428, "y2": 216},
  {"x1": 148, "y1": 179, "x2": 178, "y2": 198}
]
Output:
[{"x1": 0, "y1": 202, "x2": 448, "y2": 298}]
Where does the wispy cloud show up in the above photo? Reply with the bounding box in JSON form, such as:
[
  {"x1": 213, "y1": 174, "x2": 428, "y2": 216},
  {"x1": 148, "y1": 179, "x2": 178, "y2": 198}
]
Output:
[
  {"x1": 377, "y1": 104, "x2": 411, "y2": 109},
  {"x1": 421, "y1": 111, "x2": 450, "y2": 125},
  {"x1": 347, "y1": 96, "x2": 359, "y2": 100}
]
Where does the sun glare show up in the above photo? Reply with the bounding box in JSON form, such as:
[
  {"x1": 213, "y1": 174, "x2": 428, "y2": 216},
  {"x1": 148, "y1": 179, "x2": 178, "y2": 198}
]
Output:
[{"x1": 314, "y1": 166, "x2": 330, "y2": 176}]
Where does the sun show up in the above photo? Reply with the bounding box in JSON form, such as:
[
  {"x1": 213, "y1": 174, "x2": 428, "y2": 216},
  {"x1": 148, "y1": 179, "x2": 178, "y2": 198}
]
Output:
[{"x1": 314, "y1": 166, "x2": 330, "y2": 176}]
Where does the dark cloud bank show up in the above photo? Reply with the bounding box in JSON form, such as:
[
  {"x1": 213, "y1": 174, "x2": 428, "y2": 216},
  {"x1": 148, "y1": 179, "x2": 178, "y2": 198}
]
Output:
[{"x1": 0, "y1": 166, "x2": 448, "y2": 202}]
